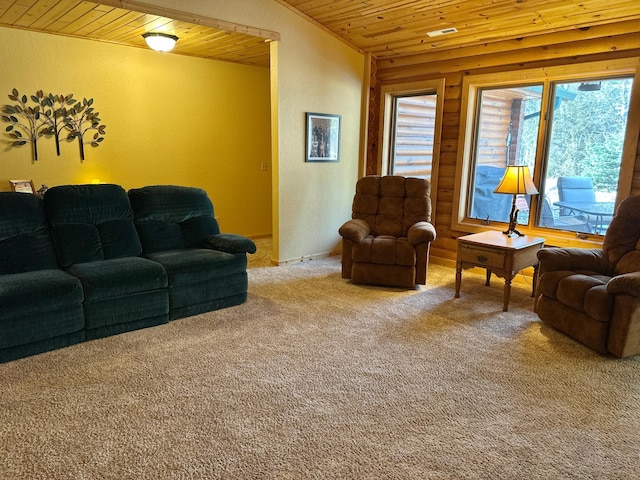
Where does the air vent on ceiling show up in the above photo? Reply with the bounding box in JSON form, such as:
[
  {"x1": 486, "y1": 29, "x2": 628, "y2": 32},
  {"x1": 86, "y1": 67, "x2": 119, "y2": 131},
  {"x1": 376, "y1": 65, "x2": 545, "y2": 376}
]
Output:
[{"x1": 426, "y1": 27, "x2": 458, "y2": 37}]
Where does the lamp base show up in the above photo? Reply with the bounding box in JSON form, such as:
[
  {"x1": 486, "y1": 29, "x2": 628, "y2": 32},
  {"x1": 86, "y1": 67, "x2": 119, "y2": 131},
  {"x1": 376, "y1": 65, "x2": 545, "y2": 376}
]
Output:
[
  {"x1": 502, "y1": 227, "x2": 524, "y2": 237},
  {"x1": 503, "y1": 196, "x2": 523, "y2": 237}
]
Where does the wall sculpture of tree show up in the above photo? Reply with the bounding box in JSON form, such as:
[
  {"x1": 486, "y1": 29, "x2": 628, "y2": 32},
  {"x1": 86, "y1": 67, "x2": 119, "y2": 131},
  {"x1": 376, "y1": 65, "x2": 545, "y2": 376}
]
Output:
[
  {"x1": 38, "y1": 92, "x2": 76, "y2": 156},
  {"x1": 64, "y1": 97, "x2": 106, "y2": 161},
  {"x1": 1, "y1": 89, "x2": 47, "y2": 161},
  {"x1": 1, "y1": 88, "x2": 106, "y2": 161}
]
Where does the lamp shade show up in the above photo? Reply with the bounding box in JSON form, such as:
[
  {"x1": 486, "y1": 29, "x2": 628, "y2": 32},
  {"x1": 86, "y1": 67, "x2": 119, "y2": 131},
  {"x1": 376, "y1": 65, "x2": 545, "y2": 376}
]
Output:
[
  {"x1": 493, "y1": 165, "x2": 539, "y2": 196},
  {"x1": 142, "y1": 32, "x2": 178, "y2": 52}
]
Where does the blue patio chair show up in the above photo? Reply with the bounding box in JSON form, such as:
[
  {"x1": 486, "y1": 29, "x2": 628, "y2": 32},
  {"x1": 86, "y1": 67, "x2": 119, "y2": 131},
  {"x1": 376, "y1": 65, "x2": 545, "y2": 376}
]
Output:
[{"x1": 557, "y1": 176, "x2": 595, "y2": 215}]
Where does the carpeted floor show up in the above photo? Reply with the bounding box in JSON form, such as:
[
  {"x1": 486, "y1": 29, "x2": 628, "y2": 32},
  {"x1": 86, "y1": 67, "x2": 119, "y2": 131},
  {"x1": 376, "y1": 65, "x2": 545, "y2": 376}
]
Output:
[
  {"x1": 1, "y1": 255, "x2": 639, "y2": 479},
  {"x1": 248, "y1": 236, "x2": 274, "y2": 268}
]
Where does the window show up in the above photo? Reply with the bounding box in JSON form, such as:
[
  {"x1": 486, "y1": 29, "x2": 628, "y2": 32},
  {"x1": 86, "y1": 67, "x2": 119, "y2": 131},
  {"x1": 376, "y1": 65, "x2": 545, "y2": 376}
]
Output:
[
  {"x1": 379, "y1": 79, "x2": 445, "y2": 218},
  {"x1": 389, "y1": 93, "x2": 438, "y2": 179},
  {"x1": 453, "y1": 59, "x2": 640, "y2": 241}
]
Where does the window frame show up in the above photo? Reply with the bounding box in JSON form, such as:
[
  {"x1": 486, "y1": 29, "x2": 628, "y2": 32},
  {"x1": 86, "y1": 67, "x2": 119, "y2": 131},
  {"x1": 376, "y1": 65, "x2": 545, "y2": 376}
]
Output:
[
  {"x1": 452, "y1": 58, "x2": 640, "y2": 247},
  {"x1": 379, "y1": 79, "x2": 446, "y2": 223}
]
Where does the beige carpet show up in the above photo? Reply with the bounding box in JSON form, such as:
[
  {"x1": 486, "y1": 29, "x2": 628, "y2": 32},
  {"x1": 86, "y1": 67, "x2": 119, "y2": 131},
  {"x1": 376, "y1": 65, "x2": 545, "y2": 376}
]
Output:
[{"x1": 1, "y1": 257, "x2": 639, "y2": 479}]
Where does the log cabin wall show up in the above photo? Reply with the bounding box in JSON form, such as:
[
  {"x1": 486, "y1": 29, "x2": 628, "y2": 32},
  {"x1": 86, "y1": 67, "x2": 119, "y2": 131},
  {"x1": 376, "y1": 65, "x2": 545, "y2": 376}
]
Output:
[{"x1": 370, "y1": 27, "x2": 640, "y2": 263}]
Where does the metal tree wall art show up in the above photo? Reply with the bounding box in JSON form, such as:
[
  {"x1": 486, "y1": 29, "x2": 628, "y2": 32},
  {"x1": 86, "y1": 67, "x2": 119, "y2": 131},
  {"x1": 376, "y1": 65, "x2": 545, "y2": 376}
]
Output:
[
  {"x1": 1, "y1": 88, "x2": 47, "y2": 161},
  {"x1": 38, "y1": 92, "x2": 76, "y2": 156},
  {"x1": 1, "y1": 88, "x2": 107, "y2": 161},
  {"x1": 64, "y1": 97, "x2": 106, "y2": 161}
]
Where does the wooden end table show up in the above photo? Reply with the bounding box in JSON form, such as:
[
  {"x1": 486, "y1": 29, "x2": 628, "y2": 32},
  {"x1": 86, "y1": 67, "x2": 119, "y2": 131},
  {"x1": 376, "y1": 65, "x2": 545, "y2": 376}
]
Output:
[{"x1": 455, "y1": 231, "x2": 545, "y2": 312}]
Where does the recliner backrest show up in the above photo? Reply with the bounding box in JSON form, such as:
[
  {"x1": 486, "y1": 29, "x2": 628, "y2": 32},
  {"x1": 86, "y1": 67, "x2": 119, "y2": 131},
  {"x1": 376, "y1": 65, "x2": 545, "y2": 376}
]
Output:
[
  {"x1": 44, "y1": 184, "x2": 142, "y2": 268},
  {"x1": 128, "y1": 185, "x2": 220, "y2": 253},
  {"x1": 0, "y1": 192, "x2": 59, "y2": 274},
  {"x1": 351, "y1": 176, "x2": 431, "y2": 237},
  {"x1": 602, "y1": 195, "x2": 640, "y2": 274}
]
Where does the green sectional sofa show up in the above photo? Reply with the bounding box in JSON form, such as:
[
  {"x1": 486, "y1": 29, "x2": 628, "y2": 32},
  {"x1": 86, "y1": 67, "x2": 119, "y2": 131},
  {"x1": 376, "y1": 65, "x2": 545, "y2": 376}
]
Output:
[
  {"x1": 128, "y1": 185, "x2": 255, "y2": 320},
  {"x1": 0, "y1": 192, "x2": 85, "y2": 362},
  {"x1": 0, "y1": 184, "x2": 256, "y2": 363}
]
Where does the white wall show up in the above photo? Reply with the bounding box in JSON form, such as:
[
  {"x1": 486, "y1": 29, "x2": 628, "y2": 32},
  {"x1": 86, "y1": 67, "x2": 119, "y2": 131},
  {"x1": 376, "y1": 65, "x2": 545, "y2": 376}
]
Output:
[{"x1": 147, "y1": 0, "x2": 365, "y2": 263}]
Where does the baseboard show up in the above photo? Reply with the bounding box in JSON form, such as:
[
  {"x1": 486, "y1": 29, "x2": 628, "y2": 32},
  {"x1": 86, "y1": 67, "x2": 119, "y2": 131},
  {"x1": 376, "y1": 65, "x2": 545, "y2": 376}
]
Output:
[{"x1": 275, "y1": 251, "x2": 339, "y2": 266}]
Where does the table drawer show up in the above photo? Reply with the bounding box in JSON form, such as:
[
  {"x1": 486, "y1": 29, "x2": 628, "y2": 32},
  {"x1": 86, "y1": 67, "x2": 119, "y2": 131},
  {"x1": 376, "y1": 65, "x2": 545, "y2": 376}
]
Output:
[{"x1": 458, "y1": 244, "x2": 506, "y2": 269}]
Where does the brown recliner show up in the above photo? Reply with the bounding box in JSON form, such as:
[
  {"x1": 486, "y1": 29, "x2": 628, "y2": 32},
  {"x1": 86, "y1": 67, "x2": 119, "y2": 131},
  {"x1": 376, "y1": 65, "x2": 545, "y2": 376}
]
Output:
[
  {"x1": 339, "y1": 175, "x2": 436, "y2": 288},
  {"x1": 536, "y1": 195, "x2": 640, "y2": 357}
]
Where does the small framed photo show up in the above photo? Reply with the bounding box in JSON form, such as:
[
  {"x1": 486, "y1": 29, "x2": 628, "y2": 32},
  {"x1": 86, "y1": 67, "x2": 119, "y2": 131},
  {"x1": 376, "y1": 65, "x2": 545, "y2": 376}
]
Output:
[
  {"x1": 306, "y1": 112, "x2": 341, "y2": 162},
  {"x1": 9, "y1": 179, "x2": 35, "y2": 194}
]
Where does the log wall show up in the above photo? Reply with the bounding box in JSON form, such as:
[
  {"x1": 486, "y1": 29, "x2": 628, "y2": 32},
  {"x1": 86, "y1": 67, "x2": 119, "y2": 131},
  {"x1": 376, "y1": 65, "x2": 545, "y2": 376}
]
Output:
[{"x1": 370, "y1": 30, "x2": 640, "y2": 262}]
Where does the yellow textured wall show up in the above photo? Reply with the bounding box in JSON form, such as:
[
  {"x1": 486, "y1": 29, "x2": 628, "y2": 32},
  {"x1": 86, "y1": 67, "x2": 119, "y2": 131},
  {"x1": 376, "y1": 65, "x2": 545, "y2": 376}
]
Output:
[
  {"x1": 0, "y1": 26, "x2": 271, "y2": 237},
  {"x1": 171, "y1": 0, "x2": 366, "y2": 263}
]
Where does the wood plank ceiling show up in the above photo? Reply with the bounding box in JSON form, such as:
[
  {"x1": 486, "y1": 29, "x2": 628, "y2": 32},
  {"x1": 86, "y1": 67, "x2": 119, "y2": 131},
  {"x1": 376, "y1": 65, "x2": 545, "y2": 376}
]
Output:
[
  {"x1": 0, "y1": 0, "x2": 274, "y2": 67},
  {"x1": 276, "y1": 0, "x2": 640, "y2": 61},
  {"x1": 1, "y1": 0, "x2": 639, "y2": 67}
]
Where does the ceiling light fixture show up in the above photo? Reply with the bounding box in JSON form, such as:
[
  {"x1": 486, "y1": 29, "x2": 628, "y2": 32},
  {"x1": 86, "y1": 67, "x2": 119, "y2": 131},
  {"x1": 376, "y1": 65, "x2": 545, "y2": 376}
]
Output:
[
  {"x1": 426, "y1": 27, "x2": 458, "y2": 38},
  {"x1": 142, "y1": 32, "x2": 179, "y2": 52}
]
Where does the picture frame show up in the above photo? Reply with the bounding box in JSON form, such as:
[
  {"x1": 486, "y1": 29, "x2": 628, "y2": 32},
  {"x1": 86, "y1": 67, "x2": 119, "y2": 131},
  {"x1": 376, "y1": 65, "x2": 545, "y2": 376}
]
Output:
[
  {"x1": 9, "y1": 179, "x2": 35, "y2": 194},
  {"x1": 305, "y1": 112, "x2": 341, "y2": 162}
]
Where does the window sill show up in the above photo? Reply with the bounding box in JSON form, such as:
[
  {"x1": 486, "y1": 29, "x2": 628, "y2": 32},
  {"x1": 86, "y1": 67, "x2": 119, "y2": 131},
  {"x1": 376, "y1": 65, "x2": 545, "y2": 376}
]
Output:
[{"x1": 453, "y1": 221, "x2": 604, "y2": 249}]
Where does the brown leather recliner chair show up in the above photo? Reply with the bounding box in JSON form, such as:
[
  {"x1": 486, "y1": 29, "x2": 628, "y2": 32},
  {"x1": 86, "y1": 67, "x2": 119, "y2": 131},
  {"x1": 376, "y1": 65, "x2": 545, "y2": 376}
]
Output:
[
  {"x1": 339, "y1": 175, "x2": 436, "y2": 288},
  {"x1": 536, "y1": 195, "x2": 640, "y2": 357}
]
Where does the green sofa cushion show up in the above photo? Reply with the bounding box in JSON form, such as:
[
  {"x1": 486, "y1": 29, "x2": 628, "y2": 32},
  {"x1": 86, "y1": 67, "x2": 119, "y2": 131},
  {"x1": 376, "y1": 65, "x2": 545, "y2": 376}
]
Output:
[
  {"x1": 45, "y1": 184, "x2": 142, "y2": 267},
  {"x1": 51, "y1": 223, "x2": 103, "y2": 267},
  {"x1": 144, "y1": 249, "x2": 248, "y2": 311},
  {"x1": 181, "y1": 216, "x2": 219, "y2": 248},
  {"x1": 0, "y1": 193, "x2": 59, "y2": 274},
  {"x1": 0, "y1": 269, "x2": 84, "y2": 349},
  {"x1": 0, "y1": 230, "x2": 59, "y2": 274},
  {"x1": 128, "y1": 186, "x2": 221, "y2": 253},
  {"x1": 68, "y1": 257, "x2": 167, "y2": 302},
  {"x1": 145, "y1": 249, "x2": 246, "y2": 284},
  {"x1": 135, "y1": 221, "x2": 184, "y2": 253}
]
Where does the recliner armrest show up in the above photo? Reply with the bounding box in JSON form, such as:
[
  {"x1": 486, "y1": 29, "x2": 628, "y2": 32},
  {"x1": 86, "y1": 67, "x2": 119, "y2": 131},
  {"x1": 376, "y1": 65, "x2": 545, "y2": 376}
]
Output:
[
  {"x1": 608, "y1": 272, "x2": 640, "y2": 297},
  {"x1": 537, "y1": 247, "x2": 609, "y2": 275},
  {"x1": 206, "y1": 234, "x2": 257, "y2": 254},
  {"x1": 407, "y1": 221, "x2": 436, "y2": 246},
  {"x1": 339, "y1": 219, "x2": 370, "y2": 243}
]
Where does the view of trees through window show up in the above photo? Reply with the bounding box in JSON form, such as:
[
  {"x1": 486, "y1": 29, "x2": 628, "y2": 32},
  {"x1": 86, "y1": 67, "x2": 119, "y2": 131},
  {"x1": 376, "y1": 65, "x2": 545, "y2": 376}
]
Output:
[{"x1": 468, "y1": 76, "x2": 633, "y2": 235}]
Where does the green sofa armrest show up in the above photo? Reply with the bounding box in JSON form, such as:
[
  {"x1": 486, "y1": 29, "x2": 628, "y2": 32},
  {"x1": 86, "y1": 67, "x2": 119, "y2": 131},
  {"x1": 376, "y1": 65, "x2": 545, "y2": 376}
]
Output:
[{"x1": 206, "y1": 234, "x2": 256, "y2": 254}]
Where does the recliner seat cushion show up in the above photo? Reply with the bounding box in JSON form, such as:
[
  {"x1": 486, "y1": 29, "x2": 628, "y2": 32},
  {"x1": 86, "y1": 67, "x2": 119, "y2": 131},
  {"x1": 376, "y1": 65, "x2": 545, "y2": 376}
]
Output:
[
  {"x1": 0, "y1": 269, "x2": 84, "y2": 349},
  {"x1": 539, "y1": 271, "x2": 613, "y2": 323},
  {"x1": 144, "y1": 249, "x2": 248, "y2": 311},
  {"x1": 145, "y1": 249, "x2": 246, "y2": 287},
  {"x1": 68, "y1": 257, "x2": 167, "y2": 301},
  {"x1": 352, "y1": 236, "x2": 416, "y2": 266}
]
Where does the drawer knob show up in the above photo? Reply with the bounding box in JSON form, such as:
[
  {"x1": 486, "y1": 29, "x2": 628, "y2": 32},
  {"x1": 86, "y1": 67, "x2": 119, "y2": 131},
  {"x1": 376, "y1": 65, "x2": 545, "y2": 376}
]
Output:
[{"x1": 477, "y1": 255, "x2": 488, "y2": 263}]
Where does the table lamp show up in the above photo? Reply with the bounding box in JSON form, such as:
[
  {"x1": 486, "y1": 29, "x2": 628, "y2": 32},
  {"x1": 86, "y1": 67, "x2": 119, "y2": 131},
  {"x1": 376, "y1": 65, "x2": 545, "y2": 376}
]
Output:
[{"x1": 493, "y1": 165, "x2": 539, "y2": 237}]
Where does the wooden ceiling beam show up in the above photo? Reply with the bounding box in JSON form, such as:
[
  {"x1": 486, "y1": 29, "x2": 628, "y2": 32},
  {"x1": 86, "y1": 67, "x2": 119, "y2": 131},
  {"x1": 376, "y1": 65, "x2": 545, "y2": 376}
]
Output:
[{"x1": 96, "y1": 0, "x2": 280, "y2": 41}]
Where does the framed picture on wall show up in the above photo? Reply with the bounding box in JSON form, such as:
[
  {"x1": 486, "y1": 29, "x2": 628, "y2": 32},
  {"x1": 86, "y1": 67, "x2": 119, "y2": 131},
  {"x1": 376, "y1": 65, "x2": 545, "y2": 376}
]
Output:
[
  {"x1": 305, "y1": 112, "x2": 341, "y2": 162},
  {"x1": 9, "y1": 179, "x2": 35, "y2": 194}
]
